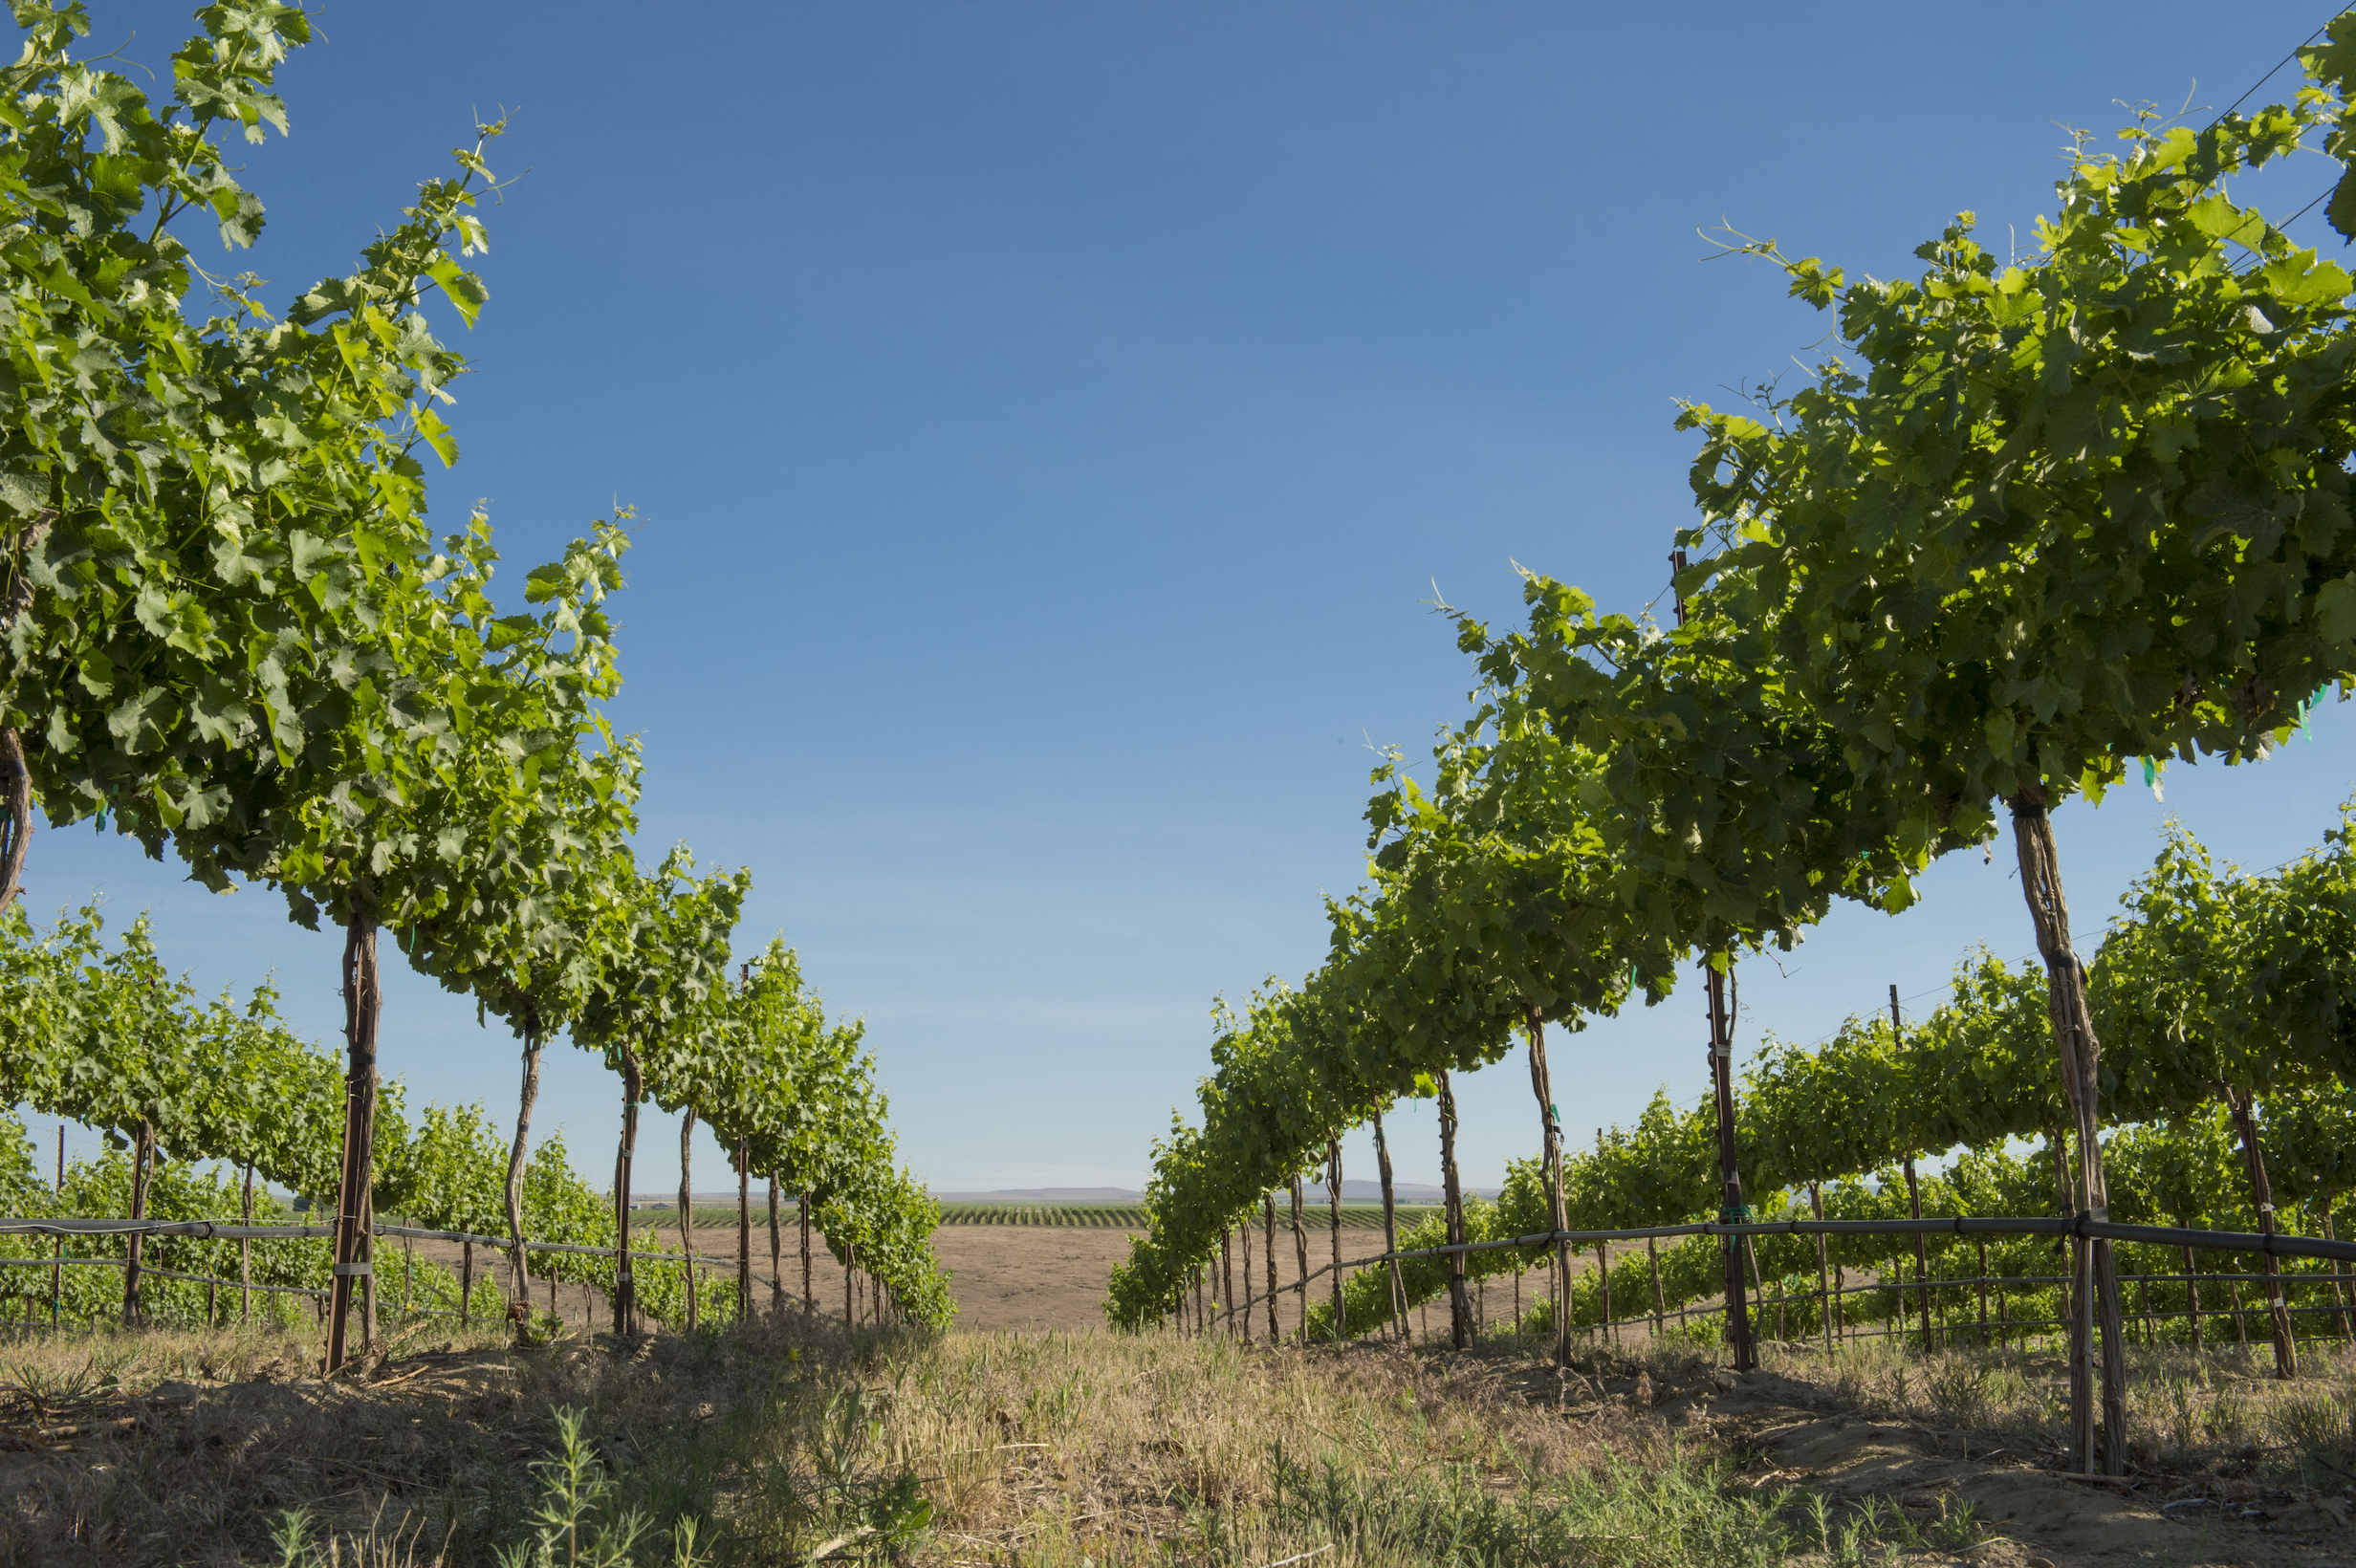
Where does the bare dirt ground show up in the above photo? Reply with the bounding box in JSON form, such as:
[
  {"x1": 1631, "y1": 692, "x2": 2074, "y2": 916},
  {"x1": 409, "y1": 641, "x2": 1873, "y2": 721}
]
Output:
[
  {"x1": 925, "y1": 1223, "x2": 1142, "y2": 1332},
  {"x1": 377, "y1": 1222, "x2": 1148, "y2": 1338}
]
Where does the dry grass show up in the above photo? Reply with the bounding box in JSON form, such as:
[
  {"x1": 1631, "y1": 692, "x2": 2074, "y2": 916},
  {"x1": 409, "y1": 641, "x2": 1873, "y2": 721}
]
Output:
[
  {"x1": 1744, "y1": 1330, "x2": 2356, "y2": 1486},
  {"x1": 0, "y1": 1309, "x2": 2187, "y2": 1565},
  {"x1": 0, "y1": 1311, "x2": 1869, "y2": 1567},
  {"x1": 879, "y1": 1328, "x2": 1732, "y2": 1566}
]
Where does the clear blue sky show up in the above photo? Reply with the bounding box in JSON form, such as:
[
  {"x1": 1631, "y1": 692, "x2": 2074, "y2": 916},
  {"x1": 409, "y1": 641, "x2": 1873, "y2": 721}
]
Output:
[{"x1": 19, "y1": 2, "x2": 2356, "y2": 1198}]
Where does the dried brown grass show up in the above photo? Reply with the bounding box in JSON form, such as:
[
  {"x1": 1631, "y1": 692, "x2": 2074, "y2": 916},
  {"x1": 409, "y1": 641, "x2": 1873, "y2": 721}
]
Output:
[{"x1": 0, "y1": 1312, "x2": 1846, "y2": 1566}]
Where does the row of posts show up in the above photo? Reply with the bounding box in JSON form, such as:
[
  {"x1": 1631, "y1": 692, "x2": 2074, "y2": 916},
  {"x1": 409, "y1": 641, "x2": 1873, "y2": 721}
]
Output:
[{"x1": 1170, "y1": 963, "x2": 2325, "y2": 1482}]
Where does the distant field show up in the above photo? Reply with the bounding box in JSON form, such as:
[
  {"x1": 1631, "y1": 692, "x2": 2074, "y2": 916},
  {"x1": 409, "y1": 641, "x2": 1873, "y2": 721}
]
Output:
[
  {"x1": 631, "y1": 1202, "x2": 1451, "y2": 1230},
  {"x1": 937, "y1": 1204, "x2": 1146, "y2": 1228},
  {"x1": 935, "y1": 1203, "x2": 1448, "y2": 1230}
]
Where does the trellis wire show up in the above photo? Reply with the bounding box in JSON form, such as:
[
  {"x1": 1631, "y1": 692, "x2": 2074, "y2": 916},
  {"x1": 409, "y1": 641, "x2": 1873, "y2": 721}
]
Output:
[{"x1": 1202, "y1": 1213, "x2": 2356, "y2": 1327}]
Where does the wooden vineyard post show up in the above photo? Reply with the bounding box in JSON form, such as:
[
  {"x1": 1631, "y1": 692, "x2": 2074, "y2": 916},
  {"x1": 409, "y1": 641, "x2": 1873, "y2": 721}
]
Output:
[
  {"x1": 49, "y1": 1126, "x2": 59, "y2": 1331},
  {"x1": 462, "y1": 1241, "x2": 473, "y2": 1328},
  {"x1": 2220, "y1": 1084, "x2": 2297, "y2": 1379},
  {"x1": 327, "y1": 904, "x2": 384, "y2": 1372},
  {"x1": 614, "y1": 1045, "x2": 643, "y2": 1336},
  {"x1": 799, "y1": 1192, "x2": 814, "y2": 1311},
  {"x1": 2011, "y1": 791, "x2": 2127, "y2": 1474},
  {"x1": 1891, "y1": 988, "x2": 1933, "y2": 1359},
  {"x1": 240, "y1": 1162, "x2": 254, "y2": 1323},
  {"x1": 1523, "y1": 1007, "x2": 1573, "y2": 1367},
  {"x1": 735, "y1": 1139, "x2": 753, "y2": 1325},
  {"x1": 678, "y1": 1109, "x2": 699, "y2": 1332},
  {"x1": 1745, "y1": 1236, "x2": 1768, "y2": 1344},
  {"x1": 1705, "y1": 961, "x2": 1754, "y2": 1371},
  {"x1": 844, "y1": 1243, "x2": 855, "y2": 1328},
  {"x1": 1810, "y1": 1182, "x2": 1831, "y2": 1354},
  {"x1": 1902, "y1": 1151, "x2": 1930, "y2": 1354},
  {"x1": 1262, "y1": 1192, "x2": 1279, "y2": 1344},
  {"x1": 1374, "y1": 1109, "x2": 1407, "y2": 1342},
  {"x1": 2049, "y1": 1130, "x2": 2080, "y2": 1357},
  {"x1": 1326, "y1": 1139, "x2": 1345, "y2": 1341},
  {"x1": 360, "y1": 1176, "x2": 377, "y2": 1351},
  {"x1": 1976, "y1": 1240, "x2": 1991, "y2": 1348},
  {"x1": 2321, "y1": 1204, "x2": 2352, "y2": 1346},
  {"x1": 2182, "y1": 1245, "x2": 2203, "y2": 1354},
  {"x1": 1438, "y1": 1069, "x2": 1471, "y2": 1351},
  {"x1": 122, "y1": 1118, "x2": 153, "y2": 1327},
  {"x1": 1595, "y1": 1129, "x2": 1612, "y2": 1344},
  {"x1": 1649, "y1": 1236, "x2": 1666, "y2": 1339},
  {"x1": 1288, "y1": 1176, "x2": 1310, "y2": 1343},
  {"x1": 768, "y1": 1175, "x2": 783, "y2": 1317}
]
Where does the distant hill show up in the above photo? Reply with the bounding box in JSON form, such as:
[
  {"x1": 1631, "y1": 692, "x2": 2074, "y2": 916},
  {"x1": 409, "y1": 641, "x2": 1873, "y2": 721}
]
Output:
[
  {"x1": 1313, "y1": 1180, "x2": 1499, "y2": 1204},
  {"x1": 928, "y1": 1181, "x2": 1496, "y2": 1207},
  {"x1": 933, "y1": 1187, "x2": 1142, "y2": 1204},
  {"x1": 635, "y1": 1180, "x2": 1497, "y2": 1210}
]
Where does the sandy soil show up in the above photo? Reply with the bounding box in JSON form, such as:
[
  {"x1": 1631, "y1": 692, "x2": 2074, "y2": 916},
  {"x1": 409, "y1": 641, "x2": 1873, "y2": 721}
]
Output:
[
  {"x1": 366, "y1": 1222, "x2": 1147, "y2": 1338},
  {"x1": 926, "y1": 1224, "x2": 1143, "y2": 1332}
]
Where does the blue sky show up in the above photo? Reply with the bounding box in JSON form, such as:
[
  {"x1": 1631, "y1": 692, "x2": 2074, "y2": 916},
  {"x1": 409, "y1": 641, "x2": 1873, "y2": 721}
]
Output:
[{"x1": 20, "y1": 2, "x2": 2356, "y2": 1198}]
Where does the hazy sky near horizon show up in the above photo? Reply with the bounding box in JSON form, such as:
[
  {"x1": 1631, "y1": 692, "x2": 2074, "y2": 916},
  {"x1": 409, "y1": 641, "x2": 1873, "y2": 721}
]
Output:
[{"x1": 17, "y1": 2, "x2": 2356, "y2": 1197}]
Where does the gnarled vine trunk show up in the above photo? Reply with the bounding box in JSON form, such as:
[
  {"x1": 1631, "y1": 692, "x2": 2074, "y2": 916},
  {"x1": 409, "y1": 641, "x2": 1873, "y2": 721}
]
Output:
[
  {"x1": 1705, "y1": 962, "x2": 1753, "y2": 1372},
  {"x1": 768, "y1": 1175, "x2": 783, "y2": 1316},
  {"x1": 503, "y1": 1012, "x2": 540, "y2": 1311},
  {"x1": 2010, "y1": 790, "x2": 2127, "y2": 1474},
  {"x1": 2220, "y1": 1083, "x2": 2297, "y2": 1379},
  {"x1": 613, "y1": 1043, "x2": 642, "y2": 1336},
  {"x1": 1524, "y1": 1007, "x2": 1572, "y2": 1366},
  {"x1": 328, "y1": 905, "x2": 382, "y2": 1371},
  {"x1": 1288, "y1": 1176, "x2": 1310, "y2": 1343},
  {"x1": 1262, "y1": 1191, "x2": 1279, "y2": 1343},
  {"x1": 0, "y1": 726, "x2": 30, "y2": 921},
  {"x1": 735, "y1": 1138, "x2": 753, "y2": 1323},
  {"x1": 678, "y1": 1108, "x2": 698, "y2": 1331},
  {"x1": 121, "y1": 1118, "x2": 153, "y2": 1327},
  {"x1": 1325, "y1": 1139, "x2": 1344, "y2": 1341},
  {"x1": 799, "y1": 1190, "x2": 814, "y2": 1310},
  {"x1": 1225, "y1": 1224, "x2": 1243, "y2": 1337},
  {"x1": 1373, "y1": 1108, "x2": 1407, "y2": 1342},
  {"x1": 0, "y1": 514, "x2": 54, "y2": 924},
  {"x1": 1439, "y1": 1069, "x2": 1471, "y2": 1350}
]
